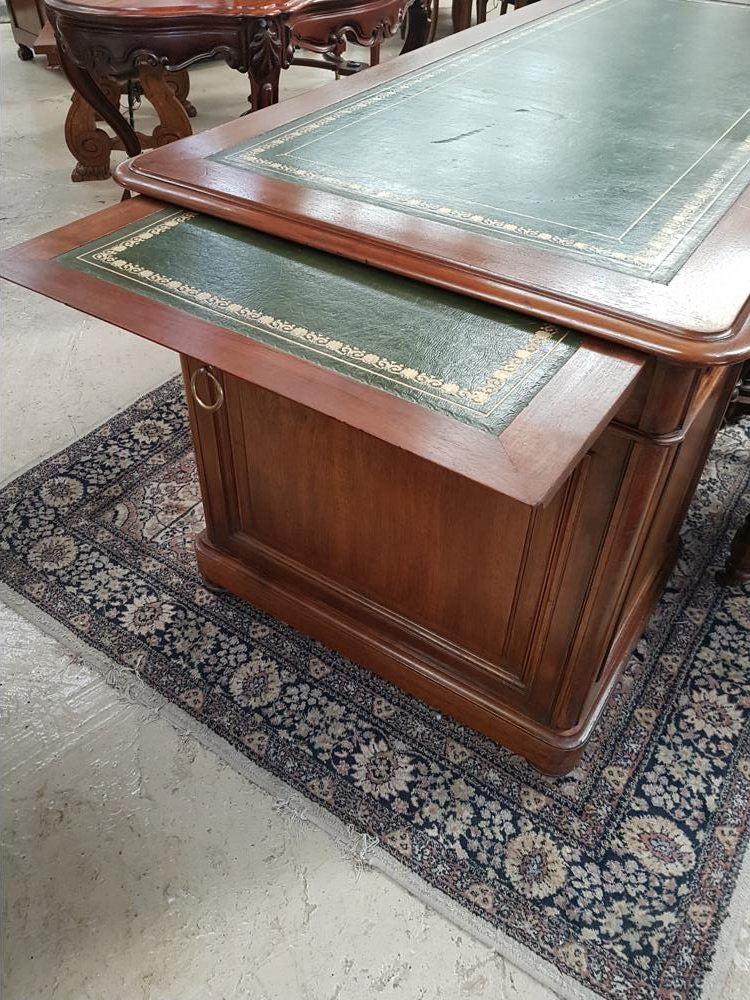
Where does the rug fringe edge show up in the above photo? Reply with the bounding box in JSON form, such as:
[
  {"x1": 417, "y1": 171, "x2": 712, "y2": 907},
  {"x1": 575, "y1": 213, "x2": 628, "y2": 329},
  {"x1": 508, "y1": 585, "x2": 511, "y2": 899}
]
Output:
[
  {"x1": 1, "y1": 578, "x2": 747, "y2": 1000},
  {"x1": 0, "y1": 376, "x2": 181, "y2": 493}
]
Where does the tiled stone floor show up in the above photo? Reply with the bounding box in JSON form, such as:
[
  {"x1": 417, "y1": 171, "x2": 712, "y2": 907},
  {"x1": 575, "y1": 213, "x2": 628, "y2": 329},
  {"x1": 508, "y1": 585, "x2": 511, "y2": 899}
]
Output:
[{"x1": 1, "y1": 14, "x2": 748, "y2": 1000}]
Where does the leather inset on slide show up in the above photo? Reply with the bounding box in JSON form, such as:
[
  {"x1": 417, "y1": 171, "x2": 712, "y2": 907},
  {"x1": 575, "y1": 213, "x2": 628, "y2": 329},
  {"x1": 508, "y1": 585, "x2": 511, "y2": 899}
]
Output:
[{"x1": 58, "y1": 209, "x2": 581, "y2": 434}]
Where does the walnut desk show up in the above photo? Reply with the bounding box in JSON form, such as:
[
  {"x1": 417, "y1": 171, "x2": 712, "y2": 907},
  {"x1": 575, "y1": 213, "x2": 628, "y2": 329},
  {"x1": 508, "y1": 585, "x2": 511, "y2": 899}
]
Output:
[{"x1": 2, "y1": 0, "x2": 749, "y2": 773}]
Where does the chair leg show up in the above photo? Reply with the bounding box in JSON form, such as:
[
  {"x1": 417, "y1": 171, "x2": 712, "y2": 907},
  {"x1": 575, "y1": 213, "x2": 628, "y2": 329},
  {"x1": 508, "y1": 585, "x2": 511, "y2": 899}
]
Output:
[
  {"x1": 429, "y1": 0, "x2": 440, "y2": 42},
  {"x1": 452, "y1": 0, "x2": 472, "y2": 32},
  {"x1": 477, "y1": 0, "x2": 489, "y2": 23}
]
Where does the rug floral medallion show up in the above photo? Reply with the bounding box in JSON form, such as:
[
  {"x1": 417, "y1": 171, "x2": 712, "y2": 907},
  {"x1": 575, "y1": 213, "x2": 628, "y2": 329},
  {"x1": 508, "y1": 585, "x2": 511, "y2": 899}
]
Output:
[{"x1": 1, "y1": 379, "x2": 748, "y2": 1000}]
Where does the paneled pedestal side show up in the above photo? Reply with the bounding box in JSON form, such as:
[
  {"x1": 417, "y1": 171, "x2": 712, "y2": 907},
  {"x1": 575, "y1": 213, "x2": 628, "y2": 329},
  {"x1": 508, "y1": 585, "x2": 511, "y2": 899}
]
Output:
[{"x1": 182, "y1": 354, "x2": 738, "y2": 773}]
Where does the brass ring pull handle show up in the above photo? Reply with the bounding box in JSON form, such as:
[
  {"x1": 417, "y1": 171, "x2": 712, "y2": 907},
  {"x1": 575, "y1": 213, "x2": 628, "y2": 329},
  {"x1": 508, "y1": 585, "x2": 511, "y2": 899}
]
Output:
[{"x1": 190, "y1": 366, "x2": 224, "y2": 413}]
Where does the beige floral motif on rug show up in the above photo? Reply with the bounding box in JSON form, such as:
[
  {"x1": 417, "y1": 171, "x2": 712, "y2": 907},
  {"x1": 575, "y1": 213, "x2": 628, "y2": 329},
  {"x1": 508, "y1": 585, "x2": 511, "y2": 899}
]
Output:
[{"x1": 1, "y1": 379, "x2": 748, "y2": 1000}]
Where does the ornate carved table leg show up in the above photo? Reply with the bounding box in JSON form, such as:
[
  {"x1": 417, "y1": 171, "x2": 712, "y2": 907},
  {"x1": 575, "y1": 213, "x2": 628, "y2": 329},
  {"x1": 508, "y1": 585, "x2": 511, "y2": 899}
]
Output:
[
  {"x1": 65, "y1": 74, "x2": 121, "y2": 181},
  {"x1": 65, "y1": 67, "x2": 194, "y2": 181},
  {"x1": 58, "y1": 49, "x2": 142, "y2": 159},
  {"x1": 248, "y1": 17, "x2": 292, "y2": 112},
  {"x1": 138, "y1": 66, "x2": 194, "y2": 148},
  {"x1": 167, "y1": 68, "x2": 197, "y2": 120},
  {"x1": 718, "y1": 510, "x2": 750, "y2": 586}
]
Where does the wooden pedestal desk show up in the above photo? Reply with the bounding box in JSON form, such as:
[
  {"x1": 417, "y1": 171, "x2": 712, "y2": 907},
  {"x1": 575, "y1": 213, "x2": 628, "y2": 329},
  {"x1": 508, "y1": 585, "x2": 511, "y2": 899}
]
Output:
[{"x1": 2, "y1": 0, "x2": 749, "y2": 773}]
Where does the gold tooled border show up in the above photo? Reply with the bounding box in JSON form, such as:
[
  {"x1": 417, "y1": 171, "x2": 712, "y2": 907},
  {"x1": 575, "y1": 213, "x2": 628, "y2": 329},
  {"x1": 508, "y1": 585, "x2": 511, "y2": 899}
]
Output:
[
  {"x1": 220, "y1": 0, "x2": 750, "y2": 275},
  {"x1": 72, "y1": 211, "x2": 573, "y2": 420}
]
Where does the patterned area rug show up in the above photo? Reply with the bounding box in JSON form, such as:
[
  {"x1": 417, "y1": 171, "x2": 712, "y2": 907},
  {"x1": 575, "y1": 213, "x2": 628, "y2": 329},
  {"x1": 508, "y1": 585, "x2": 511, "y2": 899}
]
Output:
[{"x1": 1, "y1": 379, "x2": 749, "y2": 1000}]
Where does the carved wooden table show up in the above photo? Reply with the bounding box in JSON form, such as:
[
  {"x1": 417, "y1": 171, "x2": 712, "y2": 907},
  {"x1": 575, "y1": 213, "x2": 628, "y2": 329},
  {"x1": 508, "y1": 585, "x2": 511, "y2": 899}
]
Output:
[
  {"x1": 2, "y1": 0, "x2": 749, "y2": 772},
  {"x1": 46, "y1": 0, "x2": 434, "y2": 180}
]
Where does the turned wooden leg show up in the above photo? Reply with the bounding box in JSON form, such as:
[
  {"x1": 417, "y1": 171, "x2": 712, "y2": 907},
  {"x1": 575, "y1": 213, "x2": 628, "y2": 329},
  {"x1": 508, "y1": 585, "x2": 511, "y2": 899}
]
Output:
[
  {"x1": 718, "y1": 511, "x2": 750, "y2": 586},
  {"x1": 138, "y1": 66, "x2": 193, "y2": 147},
  {"x1": 64, "y1": 74, "x2": 121, "y2": 182},
  {"x1": 452, "y1": 0, "x2": 473, "y2": 31}
]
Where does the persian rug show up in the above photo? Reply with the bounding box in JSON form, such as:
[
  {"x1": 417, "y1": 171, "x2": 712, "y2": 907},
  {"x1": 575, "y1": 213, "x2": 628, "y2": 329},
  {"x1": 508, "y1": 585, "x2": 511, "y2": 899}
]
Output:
[{"x1": 1, "y1": 378, "x2": 749, "y2": 1000}]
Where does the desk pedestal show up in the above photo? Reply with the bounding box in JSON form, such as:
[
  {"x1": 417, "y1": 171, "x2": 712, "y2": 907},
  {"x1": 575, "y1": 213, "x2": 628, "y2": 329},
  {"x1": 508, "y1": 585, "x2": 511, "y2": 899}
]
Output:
[{"x1": 182, "y1": 354, "x2": 737, "y2": 773}]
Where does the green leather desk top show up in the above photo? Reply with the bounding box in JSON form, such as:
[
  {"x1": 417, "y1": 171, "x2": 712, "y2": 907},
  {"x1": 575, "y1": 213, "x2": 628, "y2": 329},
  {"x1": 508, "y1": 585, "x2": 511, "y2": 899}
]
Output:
[
  {"x1": 58, "y1": 209, "x2": 579, "y2": 434},
  {"x1": 213, "y1": 0, "x2": 750, "y2": 281}
]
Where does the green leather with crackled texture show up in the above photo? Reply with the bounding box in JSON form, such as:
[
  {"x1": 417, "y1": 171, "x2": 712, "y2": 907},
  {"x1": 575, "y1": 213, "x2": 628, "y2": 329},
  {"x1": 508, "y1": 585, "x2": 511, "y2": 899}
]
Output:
[
  {"x1": 58, "y1": 209, "x2": 580, "y2": 434},
  {"x1": 213, "y1": 0, "x2": 750, "y2": 281}
]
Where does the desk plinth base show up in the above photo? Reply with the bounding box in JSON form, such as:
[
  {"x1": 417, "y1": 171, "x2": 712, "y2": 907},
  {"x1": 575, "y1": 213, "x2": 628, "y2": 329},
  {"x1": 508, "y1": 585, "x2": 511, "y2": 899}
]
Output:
[
  {"x1": 194, "y1": 529, "x2": 680, "y2": 774},
  {"x1": 183, "y1": 355, "x2": 738, "y2": 774}
]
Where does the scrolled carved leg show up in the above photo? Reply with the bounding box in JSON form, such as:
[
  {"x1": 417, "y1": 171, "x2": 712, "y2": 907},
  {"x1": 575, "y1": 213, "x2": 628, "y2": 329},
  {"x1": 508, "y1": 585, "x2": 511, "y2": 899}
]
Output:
[
  {"x1": 58, "y1": 50, "x2": 142, "y2": 160},
  {"x1": 167, "y1": 68, "x2": 197, "y2": 119},
  {"x1": 138, "y1": 66, "x2": 193, "y2": 148},
  {"x1": 65, "y1": 75, "x2": 121, "y2": 182}
]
